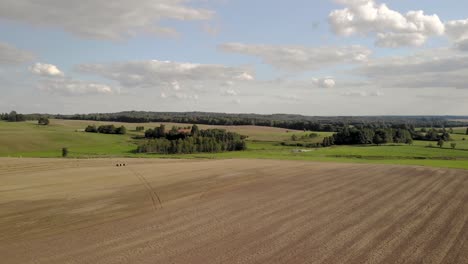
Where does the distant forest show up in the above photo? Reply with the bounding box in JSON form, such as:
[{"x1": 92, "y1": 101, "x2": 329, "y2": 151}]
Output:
[
  {"x1": 2, "y1": 110, "x2": 468, "y2": 132},
  {"x1": 45, "y1": 111, "x2": 468, "y2": 132}
]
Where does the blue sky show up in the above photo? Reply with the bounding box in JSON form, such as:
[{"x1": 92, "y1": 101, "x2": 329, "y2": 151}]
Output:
[{"x1": 0, "y1": 0, "x2": 468, "y2": 115}]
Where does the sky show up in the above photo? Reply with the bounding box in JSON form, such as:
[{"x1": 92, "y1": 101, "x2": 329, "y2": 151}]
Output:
[{"x1": 0, "y1": 0, "x2": 468, "y2": 115}]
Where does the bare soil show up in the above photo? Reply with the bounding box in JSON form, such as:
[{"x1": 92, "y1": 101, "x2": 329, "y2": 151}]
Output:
[{"x1": 1, "y1": 158, "x2": 467, "y2": 264}]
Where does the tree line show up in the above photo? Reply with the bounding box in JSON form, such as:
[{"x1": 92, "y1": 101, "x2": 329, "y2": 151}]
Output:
[
  {"x1": 319, "y1": 126, "x2": 454, "y2": 147},
  {"x1": 2, "y1": 110, "x2": 467, "y2": 131},
  {"x1": 137, "y1": 124, "x2": 247, "y2": 154},
  {"x1": 85, "y1": 124, "x2": 127, "y2": 135},
  {"x1": 51, "y1": 111, "x2": 468, "y2": 132},
  {"x1": 0, "y1": 111, "x2": 26, "y2": 122},
  {"x1": 324, "y1": 127, "x2": 414, "y2": 146}
]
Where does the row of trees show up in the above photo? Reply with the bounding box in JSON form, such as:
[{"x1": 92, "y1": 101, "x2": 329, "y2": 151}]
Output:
[
  {"x1": 0, "y1": 111, "x2": 26, "y2": 122},
  {"x1": 323, "y1": 127, "x2": 414, "y2": 146},
  {"x1": 318, "y1": 126, "x2": 455, "y2": 148},
  {"x1": 291, "y1": 133, "x2": 318, "y2": 141},
  {"x1": 412, "y1": 129, "x2": 450, "y2": 141},
  {"x1": 85, "y1": 125, "x2": 127, "y2": 135},
  {"x1": 137, "y1": 125, "x2": 247, "y2": 154}
]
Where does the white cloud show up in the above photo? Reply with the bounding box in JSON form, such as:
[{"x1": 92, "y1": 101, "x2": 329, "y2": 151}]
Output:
[
  {"x1": 76, "y1": 60, "x2": 255, "y2": 90},
  {"x1": 313, "y1": 78, "x2": 336, "y2": 89},
  {"x1": 0, "y1": 0, "x2": 214, "y2": 40},
  {"x1": 455, "y1": 39, "x2": 468, "y2": 51},
  {"x1": 235, "y1": 72, "x2": 254, "y2": 81},
  {"x1": 445, "y1": 19, "x2": 468, "y2": 41},
  {"x1": 376, "y1": 32, "x2": 427, "y2": 48},
  {"x1": 329, "y1": 0, "x2": 445, "y2": 47},
  {"x1": 219, "y1": 43, "x2": 371, "y2": 71},
  {"x1": 354, "y1": 48, "x2": 468, "y2": 89},
  {"x1": 171, "y1": 81, "x2": 181, "y2": 91},
  {"x1": 445, "y1": 19, "x2": 468, "y2": 50},
  {"x1": 30, "y1": 63, "x2": 64, "y2": 77},
  {"x1": 222, "y1": 88, "x2": 238, "y2": 96},
  {"x1": 0, "y1": 42, "x2": 35, "y2": 65},
  {"x1": 38, "y1": 78, "x2": 114, "y2": 96},
  {"x1": 342, "y1": 90, "x2": 384, "y2": 97},
  {"x1": 29, "y1": 62, "x2": 114, "y2": 96},
  {"x1": 274, "y1": 94, "x2": 302, "y2": 102}
]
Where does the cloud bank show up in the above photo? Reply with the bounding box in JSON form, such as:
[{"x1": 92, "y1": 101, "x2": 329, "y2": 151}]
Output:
[{"x1": 0, "y1": 0, "x2": 214, "y2": 40}]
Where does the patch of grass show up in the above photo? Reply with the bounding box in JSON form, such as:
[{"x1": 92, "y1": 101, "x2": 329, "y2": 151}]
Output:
[
  {"x1": 1, "y1": 120, "x2": 468, "y2": 170},
  {"x1": 0, "y1": 121, "x2": 136, "y2": 157}
]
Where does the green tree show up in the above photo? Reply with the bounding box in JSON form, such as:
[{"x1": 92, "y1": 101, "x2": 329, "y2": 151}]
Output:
[
  {"x1": 406, "y1": 137, "x2": 413, "y2": 145},
  {"x1": 440, "y1": 132, "x2": 450, "y2": 141},
  {"x1": 115, "y1": 126, "x2": 127, "y2": 135},
  {"x1": 8, "y1": 111, "x2": 17, "y2": 122},
  {"x1": 425, "y1": 129, "x2": 439, "y2": 141},
  {"x1": 373, "y1": 130, "x2": 388, "y2": 146},
  {"x1": 322, "y1": 137, "x2": 329, "y2": 147},
  {"x1": 62, "y1": 147, "x2": 69, "y2": 157},
  {"x1": 85, "y1": 125, "x2": 98, "y2": 133},
  {"x1": 158, "y1": 124, "x2": 166, "y2": 138},
  {"x1": 437, "y1": 140, "x2": 444, "y2": 148},
  {"x1": 291, "y1": 134, "x2": 298, "y2": 141},
  {"x1": 38, "y1": 117, "x2": 50, "y2": 125},
  {"x1": 451, "y1": 143, "x2": 457, "y2": 149},
  {"x1": 190, "y1": 124, "x2": 200, "y2": 136}
]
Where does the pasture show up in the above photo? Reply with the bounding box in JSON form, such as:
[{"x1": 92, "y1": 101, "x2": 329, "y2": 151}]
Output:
[{"x1": 0, "y1": 120, "x2": 468, "y2": 169}]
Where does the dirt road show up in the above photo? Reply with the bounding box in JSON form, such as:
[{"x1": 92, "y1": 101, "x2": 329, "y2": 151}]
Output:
[{"x1": 1, "y1": 158, "x2": 467, "y2": 263}]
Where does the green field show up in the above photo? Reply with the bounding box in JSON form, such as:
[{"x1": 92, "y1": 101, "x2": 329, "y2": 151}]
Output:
[{"x1": 1, "y1": 120, "x2": 468, "y2": 170}]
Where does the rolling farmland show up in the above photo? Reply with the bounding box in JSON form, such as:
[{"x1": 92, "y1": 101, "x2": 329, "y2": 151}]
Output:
[{"x1": 1, "y1": 158, "x2": 467, "y2": 264}]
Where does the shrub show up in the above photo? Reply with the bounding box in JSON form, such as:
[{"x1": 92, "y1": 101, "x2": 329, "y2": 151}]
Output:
[
  {"x1": 38, "y1": 117, "x2": 50, "y2": 125},
  {"x1": 62, "y1": 147, "x2": 69, "y2": 157},
  {"x1": 85, "y1": 125, "x2": 98, "y2": 133},
  {"x1": 85, "y1": 125, "x2": 127, "y2": 135}
]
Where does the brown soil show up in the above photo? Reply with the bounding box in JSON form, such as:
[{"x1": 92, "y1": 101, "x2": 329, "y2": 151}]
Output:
[{"x1": 1, "y1": 158, "x2": 467, "y2": 264}]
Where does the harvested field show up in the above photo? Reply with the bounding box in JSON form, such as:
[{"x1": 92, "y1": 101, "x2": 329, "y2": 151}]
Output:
[{"x1": 1, "y1": 158, "x2": 468, "y2": 264}]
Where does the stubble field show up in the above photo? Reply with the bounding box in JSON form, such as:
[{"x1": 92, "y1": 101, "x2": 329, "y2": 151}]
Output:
[{"x1": 1, "y1": 158, "x2": 468, "y2": 264}]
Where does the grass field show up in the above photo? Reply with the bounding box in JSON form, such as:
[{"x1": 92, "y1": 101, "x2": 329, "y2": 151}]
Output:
[
  {"x1": 1, "y1": 158, "x2": 468, "y2": 263},
  {"x1": 1, "y1": 120, "x2": 468, "y2": 170}
]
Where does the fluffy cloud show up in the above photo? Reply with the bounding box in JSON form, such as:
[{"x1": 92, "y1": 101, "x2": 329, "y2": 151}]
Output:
[
  {"x1": 445, "y1": 19, "x2": 468, "y2": 50},
  {"x1": 219, "y1": 43, "x2": 371, "y2": 71},
  {"x1": 76, "y1": 60, "x2": 255, "y2": 90},
  {"x1": 38, "y1": 79, "x2": 114, "y2": 96},
  {"x1": 0, "y1": 42, "x2": 35, "y2": 65},
  {"x1": 445, "y1": 19, "x2": 468, "y2": 41},
  {"x1": 0, "y1": 0, "x2": 213, "y2": 40},
  {"x1": 329, "y1": 0, "x2": 445, "y2": 47},
  {"x1": 30, "y1": 62, "x2": 114, "y2": 95},
  {"x1": 30, "y1": 63, "x2": 64, "y2": 77}
]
